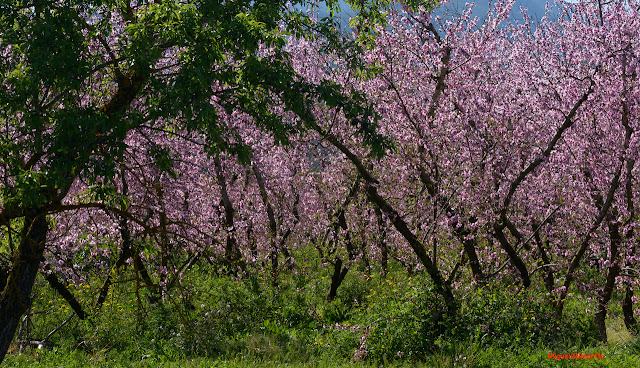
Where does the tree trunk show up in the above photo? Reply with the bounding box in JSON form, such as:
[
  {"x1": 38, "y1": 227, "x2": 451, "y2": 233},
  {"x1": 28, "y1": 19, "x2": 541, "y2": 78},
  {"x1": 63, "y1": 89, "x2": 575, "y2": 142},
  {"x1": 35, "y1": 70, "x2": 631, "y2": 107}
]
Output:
[
  {"x1": 374, "y1": 207, "x2": 388, "y2": 276},
  {"x1": 623, "y1": 286, "x2": 638, "y2": 335},
  {"x1": 455, "y1": 227, "x2": 485, "y2": 286},
  {"x1": 214, "y1": 157, "x2": 244, "y2": 273},
  {"x1": 493, "y1": 223, "x2": 531, "y2": 288},
  {"x1": 421, "y1": 169, "x2": 485, "y2": 286},
  {"x1": 310, "y1": 122, "x2": 457, "y2": 315},
  {"x1": 327, "y1": 212, "x2": 355, "y2": 301},
  {"x1": 365, "y1": 184, "x2": 456, "y2": 314},
  {"x1": 0, "y1": 210, "x2": 48, "y2": 363},
  {"x1": 327, "y1": 258, "x2": 349, "y2": 301},
  {"x1": 44, "y1": 269, "x2": 87, "y2": 320},
  {"x1": 532, "y1": 223, "x2": 555, "y2": 293},
  {"x1": 96, "y1": 206, "x2": 133, "y2": 310},
  {"x1": 251, "y1": 157, "x2": 280, "y2": 286},
  {"x1": 595, "y1": 220, "x2": 622, "y2": 342}
]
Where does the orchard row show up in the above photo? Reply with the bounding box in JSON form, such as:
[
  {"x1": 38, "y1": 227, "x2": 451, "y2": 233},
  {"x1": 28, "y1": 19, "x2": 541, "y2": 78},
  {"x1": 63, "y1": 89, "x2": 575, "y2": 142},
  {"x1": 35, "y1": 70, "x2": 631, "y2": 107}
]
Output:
[{"x1": 1, "y1": 0, "x2": 639, "y2": 361}]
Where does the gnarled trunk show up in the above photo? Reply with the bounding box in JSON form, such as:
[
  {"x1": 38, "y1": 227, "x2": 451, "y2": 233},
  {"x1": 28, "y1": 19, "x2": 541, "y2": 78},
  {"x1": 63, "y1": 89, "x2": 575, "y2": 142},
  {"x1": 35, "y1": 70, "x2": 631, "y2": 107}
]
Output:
[{"x1": 0, "y1": 210, "x2": 48, "y2": 363}]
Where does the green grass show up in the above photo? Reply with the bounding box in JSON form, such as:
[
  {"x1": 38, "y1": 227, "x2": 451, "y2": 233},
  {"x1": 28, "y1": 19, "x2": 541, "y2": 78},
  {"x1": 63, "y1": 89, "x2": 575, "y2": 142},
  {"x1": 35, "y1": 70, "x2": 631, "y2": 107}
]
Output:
[
  {"x1": 5, "y1": 341, "x2": 640, "y2": 368},
  {"x1": 4, "y1": 260, "x2": 640, "y2": 367}
]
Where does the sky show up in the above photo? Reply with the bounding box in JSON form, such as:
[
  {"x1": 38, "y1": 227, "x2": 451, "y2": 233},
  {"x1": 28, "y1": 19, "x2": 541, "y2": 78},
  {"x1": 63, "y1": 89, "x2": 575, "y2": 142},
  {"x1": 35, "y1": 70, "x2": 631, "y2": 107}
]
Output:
[
  {"x1": 315, "y1": 0, "x2": 558, "y2": 26},
  {"x1": 439, "y1": 0, "x2": 556, "y2": 21}
]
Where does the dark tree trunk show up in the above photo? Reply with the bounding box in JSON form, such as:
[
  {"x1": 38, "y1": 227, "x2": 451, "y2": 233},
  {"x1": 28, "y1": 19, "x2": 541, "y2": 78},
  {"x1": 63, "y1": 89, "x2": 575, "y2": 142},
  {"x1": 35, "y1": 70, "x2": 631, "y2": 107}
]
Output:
[
  {"x1": 96, "y1": 213, "x2": 133, "y2": 310},
  {"x1": 557, "y1": 102, "x2": 627, "y2": 317},
  {"x1": 310, "y1": 122, "x2": 457, "y2": 316},
  {"x1": 44, "y1": 269, "x2": 87, "y2": 320},
  {"x1": 251, "y1": 159, "x2": 279, "y2": 287},
  {"x1": 281, "y1": 188, "x2": 301, "y2": 272},
  {"x1": 421, "y1": 169, "x2": 485, "y2": 286},
  {"x1": 133, "y1": 250, "x2": 155, "y2": 289},
  {"x1": 532, "y1": 223, "x2": 555, "y2": 293},
  {"x1": 595, "y1": 220, "x2": 622, "y2": 342},
  {"x1": 326, "y1": 195, "x2": 356, "y2": 301},
  {"x1": 461, "y1": 236, "x2": 485, "y2": 286},
  {"x1": 270, "y1": 249, "x2": 279, "y2": 288},
  {"x1": 365, "y1": 184, "x2": 456, "y2": 314},
  {"x1": 493, "y1": 223, "x2": 531, "y2": 288},
  {"x1": 326, "y1": 218, "x2": 356, "y2": 301},
  {"x1": 327, "y1": 258, "x2": 349, "y2": 301},
  {"x1": 0, "y1": 210, "x2": 48, "y2": 363},
  {"x1": 375, "y1": 206, "x2": 389, "y2": 277},
  {"x1": 0, "y1": 265, "x2": 8, "y2": 294},
  {"x1": 623, "y1": 286, "x2": 638, "y2": 335},
  {"x1": 452, "y1": 223, "x2": 485, "y2": 286},
  {"x1": 214, "y1": 157, "x2": 244, "y2": 273}
]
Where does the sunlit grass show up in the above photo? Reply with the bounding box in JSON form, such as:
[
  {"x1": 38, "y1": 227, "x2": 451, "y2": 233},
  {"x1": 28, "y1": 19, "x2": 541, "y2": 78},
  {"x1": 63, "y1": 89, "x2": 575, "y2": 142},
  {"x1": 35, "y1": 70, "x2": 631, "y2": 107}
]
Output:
[
  {"x1": 5, "y1": 259, "x2": 640, "y2": 367},
  {"x1": 607, "y1": 318, "x2": 634, "y2": 346}
]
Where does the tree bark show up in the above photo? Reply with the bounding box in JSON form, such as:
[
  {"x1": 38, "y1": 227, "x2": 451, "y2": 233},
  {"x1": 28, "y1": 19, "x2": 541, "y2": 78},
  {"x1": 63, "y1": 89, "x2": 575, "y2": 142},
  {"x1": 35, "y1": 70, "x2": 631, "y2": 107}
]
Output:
[
  {"x1": 214, "y1": 157, "x2": 244, "y2": 273},
  {"x1": 327, "y1": 257, "x2": 350, "y2": 301},
  {"x1": 493, "y1": 223, "x2": 531, "y2": 288},
  {"x1": 623, "y1": 286, "x2": 638, "y2": 335},
  {"x1": 0, "y1": 210, "x2": 48, "y2": 363},
  {"x1": 556, "y1": 128, "x2": 627, "y2": 317},
  {"x1": 532, "y1": 224, "x2": 555, "y2": 293},
  {"x1": 374, "y1": 207, "x2": 388, "y2": 277},
  {"x1": 96, "y1": 210, "x2": 133, "y2": 310},
  {"x1": 44, "y1": 269, "x2": 87, "y2": 320},
  {"x1": 322, "y1": 179, "x2": 359, "y2": 300},
  {"x1": 595, "y1": 220, "x2": 621, "y2": 342},
  {"x1": 420, "y1": 170, "x2": 486, "y2": 286},
  {"x1": 309, "y1": 121, "x2": 456, "y2": 314},
  {"x1": 251, "y1": 159, "x2": 280, "y2": 286},
  {"x1": 326, "y1": 209, "x2": 356, "y2": 301},
  {"x1": 365, "y1": 184, "x2": 456, "y2": 313}
]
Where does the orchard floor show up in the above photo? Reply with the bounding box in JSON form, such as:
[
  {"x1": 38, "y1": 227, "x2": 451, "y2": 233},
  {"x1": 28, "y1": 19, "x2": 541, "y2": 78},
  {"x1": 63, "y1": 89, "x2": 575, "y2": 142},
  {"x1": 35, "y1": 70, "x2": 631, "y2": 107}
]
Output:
[
  {"x1": 4, "y1": 341, "x2": 640, "y2": 368},
  {"x1": 3, "y1": 266, "x2": 640, "y2": 367},
  {"x1": 4, "y1": 320, "x2": 640, "y2": 367}
]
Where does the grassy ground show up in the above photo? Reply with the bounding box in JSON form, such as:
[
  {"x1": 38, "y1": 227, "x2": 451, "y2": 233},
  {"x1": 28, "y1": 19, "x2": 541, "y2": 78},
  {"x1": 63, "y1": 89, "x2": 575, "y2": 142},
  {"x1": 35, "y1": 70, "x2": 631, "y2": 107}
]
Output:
[
  {"x1": 4, "y1": 341, "x2": 640, "y2": 368},
  {"x1": 3, "y1": 261, "x2": 640, "y2": 367}
]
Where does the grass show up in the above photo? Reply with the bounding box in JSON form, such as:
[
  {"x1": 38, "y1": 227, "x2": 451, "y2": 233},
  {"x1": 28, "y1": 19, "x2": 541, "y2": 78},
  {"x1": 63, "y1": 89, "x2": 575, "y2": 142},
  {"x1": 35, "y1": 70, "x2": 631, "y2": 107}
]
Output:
[
  {"x1": 3, "y1": 261, "x2": 640, "y2": 367},
  {"x1": 607, "y1": 319, "x2": 635, "y2": 346},
  {"x1": 5, "y1": 341, "x2": 640, "y2": 368}
]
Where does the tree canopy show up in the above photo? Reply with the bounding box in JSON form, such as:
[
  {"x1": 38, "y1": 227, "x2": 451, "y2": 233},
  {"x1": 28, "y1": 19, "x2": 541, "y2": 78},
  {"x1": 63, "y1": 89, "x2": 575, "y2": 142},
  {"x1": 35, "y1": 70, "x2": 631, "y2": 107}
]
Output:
[
  {"x1": 0, "y1": 0, "x2": 441, "y2": 362},
  {"x1": 2, "y1": 0, "x2": 640, "y2": 363}
]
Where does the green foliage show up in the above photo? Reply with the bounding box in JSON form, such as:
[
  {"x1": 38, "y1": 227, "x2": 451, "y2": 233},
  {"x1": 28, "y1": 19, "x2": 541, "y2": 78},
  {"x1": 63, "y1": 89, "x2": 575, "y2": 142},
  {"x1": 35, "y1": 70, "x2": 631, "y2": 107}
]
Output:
[
  {"x1": 5, "y1": 255, "x2": 639, "y2": 367},
  {"x1": 360, "y1": 274, "x2": 447, "y2": 360},
  {"x1": 1, "y1": 0, "x2": 428, "y2": 217},
  {"x1": 456, "y1": 283, "x2": 599, "y2": 350}
]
